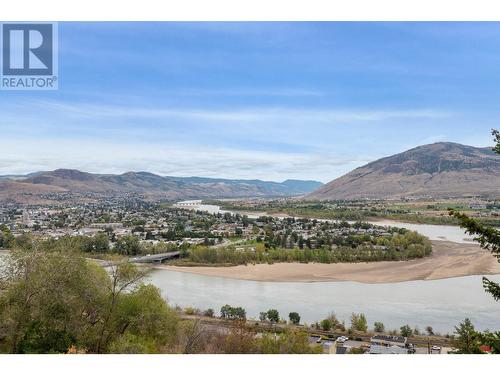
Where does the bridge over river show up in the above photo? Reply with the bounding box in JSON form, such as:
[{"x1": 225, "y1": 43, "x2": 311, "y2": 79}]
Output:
[{"x1": 129, "y1": 251, "x2": 181, "y2": 264}]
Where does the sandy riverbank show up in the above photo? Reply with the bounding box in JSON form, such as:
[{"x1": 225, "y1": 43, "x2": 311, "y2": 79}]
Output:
[{"x1": 157, "y1": 240, "x2": 500, "y2": 283}]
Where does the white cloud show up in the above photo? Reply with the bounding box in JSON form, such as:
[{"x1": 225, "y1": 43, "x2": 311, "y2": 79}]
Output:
[
  {"x1": 25, "y1": 100, "x2": 453, "y2": 124},
  {"x1": 0, "y1": 137, "x2": 369, "y2": 182},
  {"x1": 0, "y1": 98, "x2": 465, "y2": 181}
]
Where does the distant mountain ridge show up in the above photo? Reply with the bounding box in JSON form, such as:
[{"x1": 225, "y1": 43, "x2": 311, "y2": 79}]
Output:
[
  {"x1": 307, "y1": 142, "x2": 500, "y2": 200},
  {"x1": 0, "y1": 169, "x2": 323, "y2": 203}
]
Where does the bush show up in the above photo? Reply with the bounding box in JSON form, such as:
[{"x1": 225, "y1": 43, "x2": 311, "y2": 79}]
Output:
[
  {"x1": 320, "y1": 319, "x2": 333, "y2": 331},
  {"x1": 220, "y1": 305, "x2": 246, "y2": 321},
  {"x1": 203, "y1": 308, "x2": 214, "y2": 317},
  {"x1": 351, "y1": 313, "x2": 368, "y2": 332},
  {"x1": 183, "y1": 307, "x2": 200, "y2": 315},
  {"x1": 0, "y1": 248, "x2": 179, "y2": 354},
  {"x1": 374, "y1": 321, "x2": 385, "y2": 333}
]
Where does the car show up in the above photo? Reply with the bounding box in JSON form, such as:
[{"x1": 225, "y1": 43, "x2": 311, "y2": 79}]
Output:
[{"x1": 316, "y1": 338, "x2": 322, "y2": 344}]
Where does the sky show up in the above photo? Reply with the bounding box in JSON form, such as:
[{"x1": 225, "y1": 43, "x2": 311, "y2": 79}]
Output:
[{"x1": 1, "y1": 22, "x2": 500, "y2": 182}]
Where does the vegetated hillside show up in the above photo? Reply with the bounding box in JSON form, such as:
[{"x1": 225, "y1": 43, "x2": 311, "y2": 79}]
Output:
[
  {"x1": 0, "y1": 169, "x2": 323, "y2": 203},
  {"x1": 307, "y1": 142, "x2": 500, "y2": 200}
]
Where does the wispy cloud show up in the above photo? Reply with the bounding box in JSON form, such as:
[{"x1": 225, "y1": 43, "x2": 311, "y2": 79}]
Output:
[
  {"x1": 4, "y1": 99, "x2": 454, "y2": 123},
  {"x1": 0, "y1": 96, "x2": 470, "y2": 181},
  {"x1": 0, "y1": 137, "x2": 369, "y2": 182}
]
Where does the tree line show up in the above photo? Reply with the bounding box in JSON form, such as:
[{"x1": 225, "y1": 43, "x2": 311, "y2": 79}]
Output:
[{"x1": 184, "y1": 230, "x2": 431, "y2": 266}]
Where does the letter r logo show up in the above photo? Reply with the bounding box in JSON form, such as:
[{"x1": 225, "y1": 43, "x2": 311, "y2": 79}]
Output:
[{"x1": 2, "y1": 23, "x2": 53, "y2": 76}]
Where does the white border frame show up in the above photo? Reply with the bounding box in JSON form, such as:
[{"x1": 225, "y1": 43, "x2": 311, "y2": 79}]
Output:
[{"x1": 1, "y1": 0, "x2": 500, "y2": 21}]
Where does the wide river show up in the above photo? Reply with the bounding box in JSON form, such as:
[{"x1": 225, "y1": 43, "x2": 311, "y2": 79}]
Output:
[
  {"x1": 1, "y1": 204, "x2": 499, "y2": 333},
  {"x1": 147, "y1": 270, "x2": 500, "y2": 334},
  {"x1": 156, "y1": 202, "x2": 500, "y2": 333}
]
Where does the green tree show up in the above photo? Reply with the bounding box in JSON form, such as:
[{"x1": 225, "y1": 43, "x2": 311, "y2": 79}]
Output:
[
  {"x1": 220, "y1": 305, "x2": 231, "y2": 319},
  {"x1": 232, "y1": 307, "x2": 247, "y2": 321},
  {"x1": 374, "y1": 322, "x2": 385, "y2": 333},
  {"x1": 82, "y1": 233, "x2": 109, "y2": 253},
  {"x1": 0, "y1": 245, "x2": 178, "y2": 354},
  {"x1": 219, "y1": 305, "x2": 246, "y2": 321},
  {"x1": 493, "y1": 129, "x2": 500, "y2": 154},
  {"x1": 0, "y1": 247, "x2": 108, "y2": 353},
  {"x1": 0, "y1": 225, "x2": 15, "y2": 249},
  {"x1": 426, "y1": 326, "x2": 435, "y2": 336},
  {"x1": 114, "y1": 235, "x2": 141, "y2": 256},
  {"x1": 400, "y1": 325, "x2": 413, "y2": 338},
  {"x1": 267, "y1": 309, "x2": 280, "y2": 324},
  {"x1": 289, "y1": 312, "x2": 301, "y2": 325},
  {"x1": 479, "y1": 330, "x2": 500, "y2": 354},
  {"x1": 107, "y1": 284, "x2": 178, "y2": 353},
  {"x1": 452, "y1": 318, "x2": 481, "y2": 354},
  {"x1": 351, "y1": 313, "x2": 368, "y2": 332}
]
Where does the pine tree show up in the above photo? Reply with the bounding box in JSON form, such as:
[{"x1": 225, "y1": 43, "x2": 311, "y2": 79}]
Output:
[
  {"x1": 452, "y1": 318, "x2": 482, "y2": 354},
  {"x1": 450, "y1": 129, "x2": 500, "y2": 301}
]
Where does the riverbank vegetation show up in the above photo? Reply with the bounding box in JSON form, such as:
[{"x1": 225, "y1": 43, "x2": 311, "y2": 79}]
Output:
[
  {"x1": 0, "y1": 242, "x2": 325, "y2": 354},
  {"x1": 174, "y1": 228, "x2": 432, "y2": 266},
  {"x1": 0, "y1": 245, "x2": 179, "y2": 353}
]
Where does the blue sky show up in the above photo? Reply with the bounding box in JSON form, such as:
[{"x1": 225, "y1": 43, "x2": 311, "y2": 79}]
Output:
[{"x1": 1, "y1": 22, "x2": 499, "y2": 182}]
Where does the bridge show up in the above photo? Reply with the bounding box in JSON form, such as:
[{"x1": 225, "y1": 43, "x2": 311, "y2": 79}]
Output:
[{"x1": 129, "y1": 251, "x2": 181, "y2": 264}]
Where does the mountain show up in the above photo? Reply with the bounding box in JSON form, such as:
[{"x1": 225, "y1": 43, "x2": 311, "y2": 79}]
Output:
[
  {"x1": 0, "y1": 169, "x2": 323, "y2": 203},
  {"x1": 307, "y1": 142, "x2": 500, "y2": 200}
]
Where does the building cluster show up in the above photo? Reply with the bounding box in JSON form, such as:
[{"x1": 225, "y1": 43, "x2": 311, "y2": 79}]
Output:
[
  {"x1": 0, "y1": 200, "x2": 411, "y2": 254},
  {"x1": 312, "y1": 334, "x2": 446, "y2": 355}
]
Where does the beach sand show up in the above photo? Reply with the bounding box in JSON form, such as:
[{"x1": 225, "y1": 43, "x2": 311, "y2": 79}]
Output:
[{"x1": 158, "y1": 241, "x2": 500, "y2": 283}]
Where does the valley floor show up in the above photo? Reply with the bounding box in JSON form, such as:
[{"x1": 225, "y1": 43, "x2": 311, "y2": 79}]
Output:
[{"x1": 158, "y1": 241, "x2": 500, "y2": 283}]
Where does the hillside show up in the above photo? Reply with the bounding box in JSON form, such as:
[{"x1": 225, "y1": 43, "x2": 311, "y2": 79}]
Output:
[
  {"x1": 0, "y1": 169, "x2": 322, "y2": 203},
  {"x1": 307, "y1": 142, "x2": 500, "y2": 200}
]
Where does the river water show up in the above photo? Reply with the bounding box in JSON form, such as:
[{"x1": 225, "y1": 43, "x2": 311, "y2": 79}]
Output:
[
  {"x1": 153, "y1": 202, "x2": 499, "y2": 333},
  {"x1": 147, "y1": 270, "x2": 500, "y2": 334},
  {"x1": 1, "y1": 250, "x2": 498, "y2": 333}
]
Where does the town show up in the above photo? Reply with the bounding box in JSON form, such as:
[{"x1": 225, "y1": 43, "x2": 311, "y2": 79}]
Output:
[{"x1": 0, "y1": 199, "x2": 432, "y2": 264}]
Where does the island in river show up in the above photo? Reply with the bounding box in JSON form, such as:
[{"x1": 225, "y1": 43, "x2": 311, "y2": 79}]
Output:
[{"x1": 158, "y1": 240, "x2": 500, "y2": 283}]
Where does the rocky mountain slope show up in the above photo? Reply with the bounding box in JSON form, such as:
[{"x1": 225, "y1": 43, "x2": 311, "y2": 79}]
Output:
[
  {"x1": 307, "y1": 142, "x2": 500, "y2": 200},
  {"x1": 0, "y1": 169, "x2": 322, "y2": 203}
]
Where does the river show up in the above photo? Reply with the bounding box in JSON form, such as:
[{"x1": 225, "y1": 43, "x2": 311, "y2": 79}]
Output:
[
  {"x1": 147, "y1": 270, "x2": 500, "y2": 333},
  {"x1": 158, "y1": 201, "x2": 499, "y2": 332},
  {"x1": 1, "y1": 250, "x2": 498, "y2": 333}
]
